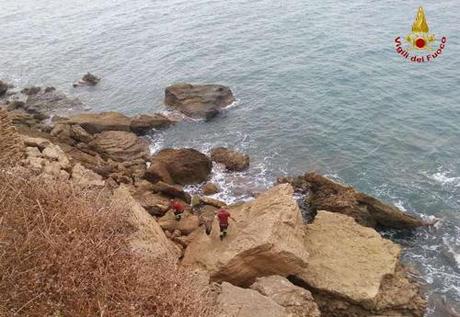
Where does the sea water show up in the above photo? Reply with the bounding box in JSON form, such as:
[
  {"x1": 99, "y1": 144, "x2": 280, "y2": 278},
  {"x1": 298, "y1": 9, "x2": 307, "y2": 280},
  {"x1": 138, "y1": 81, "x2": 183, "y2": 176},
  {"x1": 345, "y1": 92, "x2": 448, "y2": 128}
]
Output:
[{"x1": 1, "y1": 0, "x2": 459, "y2": 315}]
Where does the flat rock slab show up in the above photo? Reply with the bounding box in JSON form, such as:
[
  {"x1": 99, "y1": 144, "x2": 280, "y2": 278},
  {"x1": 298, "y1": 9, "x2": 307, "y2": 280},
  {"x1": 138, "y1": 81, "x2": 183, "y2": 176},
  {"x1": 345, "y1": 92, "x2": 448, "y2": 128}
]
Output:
[
  {"x1": 165, "y1": 83, "x2": 235, "y2": 120},
  {"x1": 298, "y1": 210, "x2": 401, "y2": 304},
  {"x1": 89, "y1": 130, "x2": 150, "y2": 162}
]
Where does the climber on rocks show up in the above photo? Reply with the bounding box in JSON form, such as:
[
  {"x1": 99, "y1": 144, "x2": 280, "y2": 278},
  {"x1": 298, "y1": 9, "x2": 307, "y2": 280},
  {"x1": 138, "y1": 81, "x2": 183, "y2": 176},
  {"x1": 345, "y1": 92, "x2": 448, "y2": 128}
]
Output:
[
  {"x1": 168, "y1": 199, "x2": 185, "y2": 221},
  {"x1": 217, "y1": 208, "x2": 235, "y2": 240}
]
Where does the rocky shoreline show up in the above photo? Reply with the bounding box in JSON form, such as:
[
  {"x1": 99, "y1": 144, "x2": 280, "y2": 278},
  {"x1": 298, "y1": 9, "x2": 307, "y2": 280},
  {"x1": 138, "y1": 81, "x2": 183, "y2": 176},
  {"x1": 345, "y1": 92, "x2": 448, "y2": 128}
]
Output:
[{"x1": 0, "y1": 81, "x2": 430, "y2": 316}]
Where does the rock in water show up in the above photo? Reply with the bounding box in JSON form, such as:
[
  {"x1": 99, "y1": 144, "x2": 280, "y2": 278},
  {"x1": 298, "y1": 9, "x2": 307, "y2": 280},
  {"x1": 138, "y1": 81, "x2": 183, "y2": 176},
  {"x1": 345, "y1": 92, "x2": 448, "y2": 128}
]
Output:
[
  {"x1": 202, "y1": 182, "x2": 220, "y2": 195},
  {"x1": 182, "y1": 184, "x2": 309, "y2": 286},
  {"x1": 303, "y1": 172, "x2": 426, "y2": 229},
  {"x1": 0, "y1": 80, "x2": 9, "y2": 96},
  {"x1": 24, "y1": 88, "x2": 86, "y2": 117},
  {"x1": 295, "y1": 210, "x2": 426, "y2": 316},
  {"x1": 89, "y1": 130, "x2": 150, "y2": 162},
  {"x1": 210, "y1": 147, "x2": 250, "y2": 171},
  {"x1": 216, "y1": 282, "x2": 289, "y2": 317},
  {"x1": 165, "y1": 83, "x2": 235, "y2": 120},
  {"x1": 250, "y1": 275, "x2": 321, "y2": 317},
  {"x1": 149, "y1": 148, "x2": 212, "y2": 185},
  {"x1": 73, "y1": 72, "x2": 100, "y2": 87}
]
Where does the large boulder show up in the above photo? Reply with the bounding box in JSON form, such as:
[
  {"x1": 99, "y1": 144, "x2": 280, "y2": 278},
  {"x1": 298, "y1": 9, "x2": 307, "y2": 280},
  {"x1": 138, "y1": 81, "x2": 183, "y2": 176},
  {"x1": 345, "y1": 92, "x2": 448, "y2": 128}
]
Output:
[
  {"x1": 250, "y1": 275, "x2": 320, "y2": 317},
  {"x1": 89, "y1": 130, "x2": 150, "y2": 162},
  {"x1": 210, "y1": 147, "x2": 250, "y2": 171},
  {"x1": 113, "y1": 186, "x2": 180, "y2": 259},
  {"x1": 66, "y1": 112, "x2": 132, "y2": 134},
  {"x1": 299, "y1": 172, "x2": 426, "y2": 229},
  {"x1": 182, "y1": 184, "x2": 309, "y2": 286},
  {"x1": 165, "y1": 83, "x2": 235, "y2": 120},
  {"x1": 295, "y1": 211, "x2": 426, "y2": 316},
  {"x1": 149, "y1": 148, "x2": 212, "y2": 185},
  {"x1": 71, "y1": 163, "x2": 105, "y2": 187},
  {"x1": 216, "y1": 282, "x2": 289, "y2": 317}
]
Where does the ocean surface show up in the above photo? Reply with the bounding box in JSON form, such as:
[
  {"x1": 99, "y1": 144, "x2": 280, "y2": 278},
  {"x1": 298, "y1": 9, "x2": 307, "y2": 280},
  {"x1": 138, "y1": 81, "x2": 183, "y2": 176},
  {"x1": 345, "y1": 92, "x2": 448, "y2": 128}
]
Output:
[{"x1": 1, "y1": 0, "x2": 459, "y2": 315}]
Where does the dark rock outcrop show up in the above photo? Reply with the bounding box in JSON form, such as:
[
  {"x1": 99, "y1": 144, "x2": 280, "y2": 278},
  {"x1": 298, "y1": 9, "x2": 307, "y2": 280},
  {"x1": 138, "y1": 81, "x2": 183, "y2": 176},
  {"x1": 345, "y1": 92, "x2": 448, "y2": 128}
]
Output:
[
  {"x1": 0, "y1": 80, "x2": 9, "y2": 96},
  {"x1": 280, "y1": 172, "x2": 426, "y2": 229},
  {"x1": 165, "y1": 83, "x2": 235, "y2": 120},
  {"x1": 148, "y1": 148, "x2": 212, "y2": 185},
  {"x1": 23, "y1": 88, "x2": 86, "y2": 117},
  {"x1": 73, "y1": 73, "x2": 100, "y2": 87},
  {"x1": 210, "y1": 147, "x2": 250, "y2": 171}
]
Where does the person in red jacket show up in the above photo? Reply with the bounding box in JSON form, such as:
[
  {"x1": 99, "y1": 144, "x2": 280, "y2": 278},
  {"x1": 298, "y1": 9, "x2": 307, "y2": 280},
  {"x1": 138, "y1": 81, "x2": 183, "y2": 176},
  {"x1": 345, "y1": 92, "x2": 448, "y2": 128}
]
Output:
[
  {"x1": 216, "y1": 208, "x2": 235, "y2": 240},
  {"x1": 168, "y1": 199, "x2": 185, "y2": 221}
]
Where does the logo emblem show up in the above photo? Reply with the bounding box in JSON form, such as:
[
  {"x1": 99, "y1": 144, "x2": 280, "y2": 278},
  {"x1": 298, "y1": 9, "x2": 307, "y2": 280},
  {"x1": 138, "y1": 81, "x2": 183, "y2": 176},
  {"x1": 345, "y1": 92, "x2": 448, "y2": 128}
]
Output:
[{"x1": 394, "y1": 6, "x2": 447, "y2": 63}]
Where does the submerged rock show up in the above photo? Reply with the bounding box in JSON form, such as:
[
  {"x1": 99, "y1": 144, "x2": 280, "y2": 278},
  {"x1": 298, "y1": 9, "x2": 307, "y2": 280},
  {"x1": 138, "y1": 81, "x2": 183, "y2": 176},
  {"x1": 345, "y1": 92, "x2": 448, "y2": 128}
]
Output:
[
  {"x1": 73, "y1": 72, "x2": 100, "y2": 87},
  {"x1": 165, "y1": 83, "x2": 235, "y2": 120},
  {"x1": 23, "y1": 88, "x2": 86, "y2": 117},
  {"x1": 149, "y1": 148, "x2": 212, "y2": 185},
  {"x1": 182, "y1": 184, "x2": 309, "y2": 286},
  {"x1": 294, "y1": 210, "x2": 426, "y2": 317},
  {"x1": 210, "y1": 147, "x2": 250, "y2": 171}
]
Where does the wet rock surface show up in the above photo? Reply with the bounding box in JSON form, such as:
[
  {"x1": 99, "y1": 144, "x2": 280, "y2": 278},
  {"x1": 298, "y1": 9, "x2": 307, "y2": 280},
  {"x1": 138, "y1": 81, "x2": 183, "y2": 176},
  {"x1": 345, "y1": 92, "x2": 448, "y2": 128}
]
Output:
[
  {"x1": 165, "y1": 83, "x2": 235, "y2": 120},
  {"x1": 210, "y1": 147, "x2": 250, "y2": 171}
]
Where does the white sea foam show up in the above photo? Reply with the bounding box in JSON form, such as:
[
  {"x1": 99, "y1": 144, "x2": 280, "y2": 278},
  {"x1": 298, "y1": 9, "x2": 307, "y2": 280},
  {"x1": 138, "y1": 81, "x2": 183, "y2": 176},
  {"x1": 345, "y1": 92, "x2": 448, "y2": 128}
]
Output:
[{"x1": 431, "y1": 171, "x2": 460, "y2": 187}]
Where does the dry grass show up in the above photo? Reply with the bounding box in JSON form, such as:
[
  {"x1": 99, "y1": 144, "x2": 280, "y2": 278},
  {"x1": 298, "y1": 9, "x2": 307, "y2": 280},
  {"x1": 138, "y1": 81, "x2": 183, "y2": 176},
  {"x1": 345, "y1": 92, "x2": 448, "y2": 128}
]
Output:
[
  {"x1": 0, "y1": 168, "x2": 214, "y2": 317},
  {"x1": 0, "y1": 109, "x2": 23, "y2": 166}
]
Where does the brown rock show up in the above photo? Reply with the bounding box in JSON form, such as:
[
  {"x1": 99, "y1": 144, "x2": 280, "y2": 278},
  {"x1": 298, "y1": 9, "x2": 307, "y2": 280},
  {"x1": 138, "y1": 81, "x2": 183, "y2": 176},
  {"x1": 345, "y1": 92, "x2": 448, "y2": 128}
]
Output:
[
  {"x1": 165, "y1": 83, "x2": 235, "y2": 120},
  {"x1": 89, "y1": 130, "x2": 150, "y2": 162},
  {"x1": 295, "y1": 210, "x2": 426, "y2": 316},
  {"x1": 71, "y1": 163, "x2": 105, "y2": 187},
  {"x1": 151, "y1": 181, "x2": 191, "y2": 203},
  {"x1": 182, "y1": 184, "x2": 309, "y2": 286},
  {"x1": 130, "y1": 113, "x2": 174, "y2": 135},
  {"x1": 203, "y1": 182, "x2": 220, "y2": 195},
  {"x1": 113, "y1": 186, "x2": 180, "y2": 259},
  {"x1": 216, "y1": 282, "x2": 289, "y2": 317},
  {"x1": 210, "y1": 147, "x2": 250, "y2": 171},
  {"x1": 304, "y1": 172, "x2": 426, "y2": 229},
  {"x1": 150, "y1": 148, "x2": 212, "y2": 185},
  {"x1": 133, "y1": 190, "x2": 170, "y2": 217},
  {"x1": 144, "y1": 160, "x2": 174, "y2": 184},
  {"x1": 67, "y1": 112, "x2": 132, "y2": 134},
  {"x1": 199, "y1": 196, "x2": 227, "y2": 208},
  {"x1": 158, "y1": 211, "x2": 199, "y2": 235},
  {"x1": 250, "y1": 275, "x2": 320, "y2": 317}
]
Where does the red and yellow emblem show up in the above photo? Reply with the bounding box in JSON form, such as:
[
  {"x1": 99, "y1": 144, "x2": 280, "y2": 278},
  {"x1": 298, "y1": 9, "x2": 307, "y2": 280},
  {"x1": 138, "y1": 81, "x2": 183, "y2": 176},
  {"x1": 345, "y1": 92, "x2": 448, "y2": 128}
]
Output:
[
  {"x1": 394, "y1": 6, "x2": 447, "y2": 63},
  {"x1": 405, "y1": 7, "x2": 435, "y2": 50}
]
